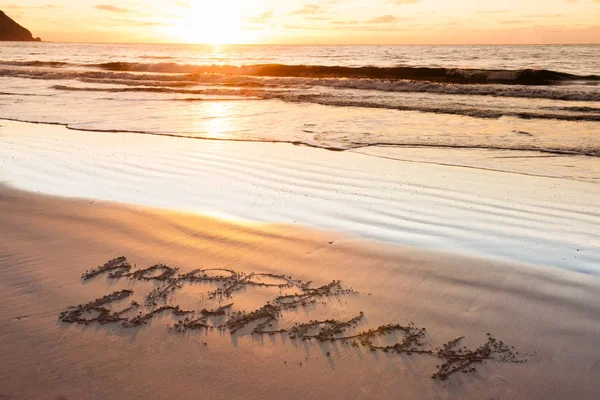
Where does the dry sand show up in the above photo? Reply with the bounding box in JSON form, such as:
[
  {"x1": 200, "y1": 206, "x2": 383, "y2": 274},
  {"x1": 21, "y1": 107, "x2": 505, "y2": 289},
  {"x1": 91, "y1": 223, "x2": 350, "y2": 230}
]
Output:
[{"x1": 1, "y1": 185, "x2": 599, "y2": 399}]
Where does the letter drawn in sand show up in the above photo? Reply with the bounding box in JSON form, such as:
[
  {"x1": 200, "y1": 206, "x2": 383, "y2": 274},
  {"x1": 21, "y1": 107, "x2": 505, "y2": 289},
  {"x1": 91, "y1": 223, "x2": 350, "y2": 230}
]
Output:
[{"x1": 61, "y1": 257, "x2": 527, "y2": 381}]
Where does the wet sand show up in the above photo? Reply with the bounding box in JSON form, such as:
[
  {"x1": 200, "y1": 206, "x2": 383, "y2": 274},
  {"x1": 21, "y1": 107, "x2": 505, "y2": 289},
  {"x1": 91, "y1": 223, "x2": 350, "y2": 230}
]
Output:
[
  {"x1": 1, "y1": 185, "x2": 599, "y2": 399},
  {"x1": 2, "y1": 119, "x2": 599, "y2": 272}
]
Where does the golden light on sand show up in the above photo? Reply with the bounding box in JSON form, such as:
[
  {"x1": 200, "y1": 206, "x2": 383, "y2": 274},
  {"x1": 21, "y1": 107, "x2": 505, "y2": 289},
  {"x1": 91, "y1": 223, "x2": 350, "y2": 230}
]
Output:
[{"x1": 167, "y1": 1, "x2": 255, "y2": 44}]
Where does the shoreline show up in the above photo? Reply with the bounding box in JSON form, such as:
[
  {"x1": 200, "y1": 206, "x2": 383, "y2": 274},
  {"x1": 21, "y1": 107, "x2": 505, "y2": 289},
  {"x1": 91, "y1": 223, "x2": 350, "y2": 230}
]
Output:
[
  {"x1": 4, "y1": 116, "x2": 600, "y2": 161},
  {"x1": 1, "y1": 119, "x2": 598, "y2": 273},
  {"x1": 0, "y1": 185, "x2": 599, "y2": 399}
]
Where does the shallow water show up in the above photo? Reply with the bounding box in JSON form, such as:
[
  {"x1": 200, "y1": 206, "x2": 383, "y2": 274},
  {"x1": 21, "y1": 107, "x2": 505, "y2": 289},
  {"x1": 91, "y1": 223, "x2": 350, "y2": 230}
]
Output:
[{"x1": 1, "y1": 43, "x2": 599, "y2": 163}]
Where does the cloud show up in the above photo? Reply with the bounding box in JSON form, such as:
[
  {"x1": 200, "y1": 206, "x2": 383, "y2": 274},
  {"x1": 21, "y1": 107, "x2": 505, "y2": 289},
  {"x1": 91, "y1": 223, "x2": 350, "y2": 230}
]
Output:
[
  {"x1": 387, "y1": 0, "x2": 420, "y2": 4},
  {"x1": 111, "y1": 18, "x2": 170, "y2": 27},
  {"x1": 331, "y1": 20, "x2": 359, "y2": 25},
  {"x1": 247, "y1": 11, "x2": 273, "y2": 24},
  {"x1": 282, "y1": 24, "x2": 323, "y2": 30},
  {"x1": 2, "y1": 4, "x2": 63, "y2": 10},
  {"x1": 367, "y1": 15, "x2": 399, "y2": 23},
  {"x1": 477, "y1": 10, "x2": 508, "y2": 14},
  {"x1": 95, "y1": 5, "x2": 131, "y2": 13},
  {"x1": 290, "y1": 4, "x2": 323, "y2": 15}
]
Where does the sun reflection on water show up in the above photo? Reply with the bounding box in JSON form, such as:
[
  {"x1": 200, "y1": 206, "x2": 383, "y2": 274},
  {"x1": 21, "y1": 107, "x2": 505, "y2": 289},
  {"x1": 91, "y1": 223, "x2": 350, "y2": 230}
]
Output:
[{"x1": 196, "y1": 102, "x2": 236, "y2": 140}]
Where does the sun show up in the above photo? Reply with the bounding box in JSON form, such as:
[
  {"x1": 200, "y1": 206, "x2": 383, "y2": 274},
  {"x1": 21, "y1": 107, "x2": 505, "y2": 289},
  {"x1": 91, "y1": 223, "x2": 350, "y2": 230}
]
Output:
[{"x1": 167, "y1": 1, "x2": 255, "y2": 44}]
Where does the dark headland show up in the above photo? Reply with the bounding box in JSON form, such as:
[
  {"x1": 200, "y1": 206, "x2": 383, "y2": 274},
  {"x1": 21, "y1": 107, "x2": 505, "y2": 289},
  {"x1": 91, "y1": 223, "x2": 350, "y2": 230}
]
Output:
[{"x1": 0, "y1": 10, "x2": 41, "y2": 41}]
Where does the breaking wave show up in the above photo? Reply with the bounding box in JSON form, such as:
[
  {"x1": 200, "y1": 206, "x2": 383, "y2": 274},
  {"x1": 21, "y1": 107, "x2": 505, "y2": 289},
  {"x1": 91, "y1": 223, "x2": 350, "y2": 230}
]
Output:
[
  {"x1": 44, "y1": 85, "x2": 600, "y2": 121},
  {"x1": 88, "y1": 62, "x2": 600, "y2": 85},
  {"x1": 1, "y1": 60, "x2": 599, "y2": 85},
  {"x1": 1, "y1": 68, "x2": 599, "y2": 102}
]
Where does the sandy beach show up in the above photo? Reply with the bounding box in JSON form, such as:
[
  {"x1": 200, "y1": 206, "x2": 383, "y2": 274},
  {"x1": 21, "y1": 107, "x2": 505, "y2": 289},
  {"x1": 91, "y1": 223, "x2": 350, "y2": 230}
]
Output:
[
  {"x1": 1, "y1": 114, "x2": 600, "y2": 400},
  {"x1": 1, "y1": 6, "x2": 599, "y2": 399},
  {"x1": 1, "y1": 184, "x2": 599, "y2": 399}
]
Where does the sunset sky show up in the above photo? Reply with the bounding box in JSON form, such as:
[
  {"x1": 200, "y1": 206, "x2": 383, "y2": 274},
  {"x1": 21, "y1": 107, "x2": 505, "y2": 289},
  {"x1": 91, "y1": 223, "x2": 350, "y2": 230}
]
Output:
[{"x1": 2, "y1": 0, "x2": 599, "y2": 44}]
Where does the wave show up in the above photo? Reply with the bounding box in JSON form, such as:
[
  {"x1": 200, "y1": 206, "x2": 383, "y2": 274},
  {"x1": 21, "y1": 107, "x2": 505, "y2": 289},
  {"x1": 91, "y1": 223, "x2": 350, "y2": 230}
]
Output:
[
  {"x1": 0, "y1": 61, "x2": 70, "y2": 68},
  {"x1": 51, "y1": 84, "x2": 271, "y2": 99},
  {"x1": 3, "y1": 68, "x2": 599, "y2": 101},
  {"x1": 543, "y1": 106, "x2": 600, "y2": 113},
  {"x1": 286, "y1": 96, "x2": 600, "y2": 122},
  {"x1": 49, "y1": 85, "x2": 600, "y2": 122},
  {"x1": 77, "y1": 77, "x2": 267, "y2": 88},
  {"x1": 2, "y1": 60, "x2": 599, "y2": 85},
  {"x1": 89, "y1": 62, "x2": 600, "y2": 85},
  {"x1": 139, "y1": 56, "x2": 176, "y2": 60},
  {"x1": 78, "y1": 78, "x2": 201, "y2": 88},
  {"x1": 302, "y1": 78, "x2": 600, "y2": 101},
  {"x1": 73, "y1": 75, "x2": 600, "y2": 101},
  {"x1": 0, "y1": 68, "x2": 273, "y2": 87}
]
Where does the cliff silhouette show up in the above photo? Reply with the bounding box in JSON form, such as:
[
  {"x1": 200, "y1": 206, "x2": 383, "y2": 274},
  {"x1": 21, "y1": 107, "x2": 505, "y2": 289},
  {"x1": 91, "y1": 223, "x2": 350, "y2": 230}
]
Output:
[{"x1": 0, "y1": 10, "x2": 41, "y2": 41}]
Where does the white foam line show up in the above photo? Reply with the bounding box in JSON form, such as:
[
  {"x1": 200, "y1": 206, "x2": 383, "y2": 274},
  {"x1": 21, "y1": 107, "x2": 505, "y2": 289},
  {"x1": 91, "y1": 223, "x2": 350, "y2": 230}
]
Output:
[{"x1": 1, "y1": 120, "x2": 598, "y2": 273}]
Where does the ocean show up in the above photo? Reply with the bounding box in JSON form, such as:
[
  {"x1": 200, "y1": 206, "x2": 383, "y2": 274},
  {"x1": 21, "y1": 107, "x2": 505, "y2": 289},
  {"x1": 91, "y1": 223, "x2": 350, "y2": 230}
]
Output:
[{"x1": 1, "y1": 42, "x2": 599, "y2": 159}]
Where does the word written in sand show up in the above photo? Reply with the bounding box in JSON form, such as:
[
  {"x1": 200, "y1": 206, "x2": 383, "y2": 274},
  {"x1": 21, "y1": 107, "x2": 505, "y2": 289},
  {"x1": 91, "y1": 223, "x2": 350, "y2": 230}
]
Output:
[{"x1": 59, "y1": 257, "x2": 526, "y2": 381}]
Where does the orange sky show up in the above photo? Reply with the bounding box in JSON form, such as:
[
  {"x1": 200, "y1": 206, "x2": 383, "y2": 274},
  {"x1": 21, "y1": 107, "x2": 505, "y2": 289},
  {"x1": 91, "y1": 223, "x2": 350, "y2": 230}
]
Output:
[{"x1": 2, "y1": 0, "x2": 599, "y2": 44}]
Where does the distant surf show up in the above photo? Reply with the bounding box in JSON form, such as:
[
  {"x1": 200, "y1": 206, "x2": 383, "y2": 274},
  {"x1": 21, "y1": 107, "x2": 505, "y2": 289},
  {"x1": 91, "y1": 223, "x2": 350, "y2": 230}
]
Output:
[{"x1": 3, "y1": 60, "x2": 600, "y2": 85}]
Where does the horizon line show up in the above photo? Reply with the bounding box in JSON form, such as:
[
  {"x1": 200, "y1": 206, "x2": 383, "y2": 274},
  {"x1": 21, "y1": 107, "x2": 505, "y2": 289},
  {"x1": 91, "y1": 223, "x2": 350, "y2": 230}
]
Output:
[{"x1": 16, "y1": 40, "x2": 600, "y2": 46}]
